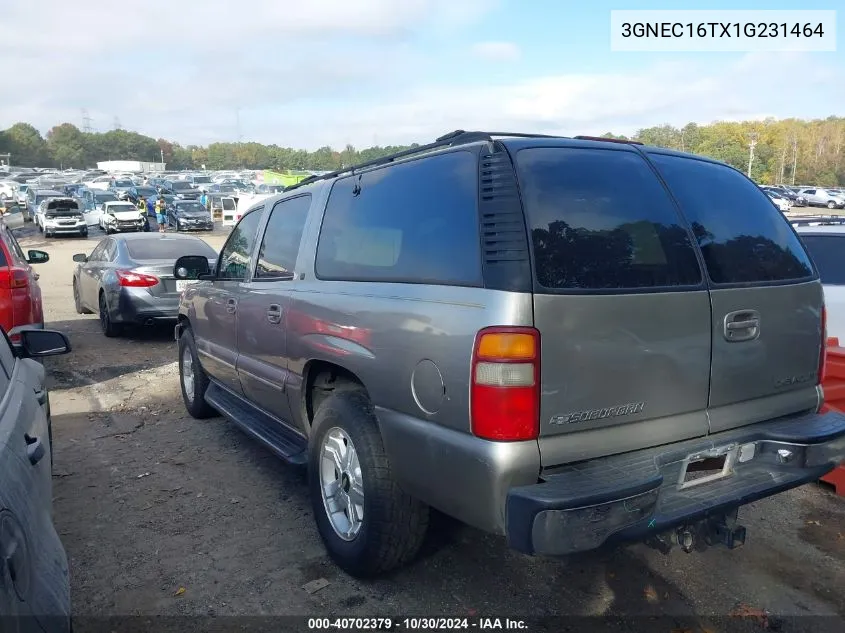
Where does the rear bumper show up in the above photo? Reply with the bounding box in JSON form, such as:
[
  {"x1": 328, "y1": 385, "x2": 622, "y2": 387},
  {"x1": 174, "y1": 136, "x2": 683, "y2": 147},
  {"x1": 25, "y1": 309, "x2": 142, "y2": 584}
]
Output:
[
  {"x1": 115, "y1": 290, "x2": 180, "y2": 324},
  {"x1": 506, "y1": 410, "x2": 845, "y2": 555}
]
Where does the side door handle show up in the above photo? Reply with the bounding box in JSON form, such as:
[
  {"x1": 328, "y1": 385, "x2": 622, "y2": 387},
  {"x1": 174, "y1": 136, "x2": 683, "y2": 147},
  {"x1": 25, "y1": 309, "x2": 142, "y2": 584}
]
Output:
[
  {"x1": 267, "y1": 304, "x2": 283, "y2": 324},
  {"x1": 723, "y1": 310, "x2": 760, "y2": 342},
  {"x1": 24, "y1": 434, "x2": 45, "y2": 466},
  {"x1": 226, "y1": 298, "x2": 237, "y2": 314}
]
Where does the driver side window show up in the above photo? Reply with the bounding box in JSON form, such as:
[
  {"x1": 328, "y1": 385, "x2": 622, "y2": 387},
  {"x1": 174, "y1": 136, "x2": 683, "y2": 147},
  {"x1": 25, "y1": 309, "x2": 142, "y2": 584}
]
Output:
[{"x1": 217, "y1": 209, "x2": 263, "y2": 280}]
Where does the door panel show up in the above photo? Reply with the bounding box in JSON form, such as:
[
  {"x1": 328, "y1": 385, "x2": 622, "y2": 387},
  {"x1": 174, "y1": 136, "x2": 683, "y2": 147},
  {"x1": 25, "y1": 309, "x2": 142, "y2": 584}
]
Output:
[
  {"x1": 236, "y1": 287, "x2": 293, "y2": 421},
  {"x1": 194, "y1": 281, "x2": 243, "y2": 394},
  {"x1": 707, "y1": 283, "x2": 822, "y2": 432},
  {"x1": 234, "y1": 194, "x2": 312, "y2": 427}
]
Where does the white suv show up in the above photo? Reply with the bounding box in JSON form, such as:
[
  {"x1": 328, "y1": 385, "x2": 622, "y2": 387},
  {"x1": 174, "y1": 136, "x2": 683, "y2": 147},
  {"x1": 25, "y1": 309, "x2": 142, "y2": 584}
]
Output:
[
  {"x1": 99, "y1": 201, "x2": 146, "y2": 233},
  {"x1": 36, "y1": 198, "x2": 88, "y2": 238}
]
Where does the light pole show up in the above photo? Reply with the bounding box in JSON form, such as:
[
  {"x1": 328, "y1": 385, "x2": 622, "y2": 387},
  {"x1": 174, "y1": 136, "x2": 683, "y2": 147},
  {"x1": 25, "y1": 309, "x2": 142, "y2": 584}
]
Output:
[{"x1": 747, "y1": 133, "x2": 758, "y2": 178}]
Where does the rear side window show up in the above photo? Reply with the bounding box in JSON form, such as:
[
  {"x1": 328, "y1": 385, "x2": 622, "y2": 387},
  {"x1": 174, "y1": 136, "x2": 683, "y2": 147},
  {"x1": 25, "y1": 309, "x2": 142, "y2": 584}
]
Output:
[
  {"x1": 515, "y1": 147, "x2": 702, "y2": 291},
  {"x1": 650, "y1": 154, "x2": 813, "y2": 285},
  {"x1": 315, "y1": 151, "x2": 481, "y2": 286},
  {"x1": 798, "y1": 235, "x2": 845, "y2": 285}
]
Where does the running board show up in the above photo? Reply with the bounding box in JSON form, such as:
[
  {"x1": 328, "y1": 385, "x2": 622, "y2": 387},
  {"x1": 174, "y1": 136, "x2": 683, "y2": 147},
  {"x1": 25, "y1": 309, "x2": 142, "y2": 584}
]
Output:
[{"x1": 205, "y1": 382, "x2": 308, "y2": 465}]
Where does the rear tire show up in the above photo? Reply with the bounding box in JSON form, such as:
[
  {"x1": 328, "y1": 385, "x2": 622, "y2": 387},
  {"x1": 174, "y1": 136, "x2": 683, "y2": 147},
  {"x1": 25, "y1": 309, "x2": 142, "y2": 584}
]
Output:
[
  {"x1": 828, "y1": 201, "x2": 836, "y2": 209},
  {"x1": 178, "y1": 327, "x2": 216, "y2": 419},
  {"x1": 308, "y1": 389, "x2": 429, "y2": 577},
  {"x1": 98, "y1": 292, "x2": 120, "y2": 338}
]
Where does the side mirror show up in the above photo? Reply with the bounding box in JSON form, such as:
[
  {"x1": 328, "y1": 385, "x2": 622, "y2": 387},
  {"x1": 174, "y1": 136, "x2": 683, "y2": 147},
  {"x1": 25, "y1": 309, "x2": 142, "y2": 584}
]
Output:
[
  {"x1": 72, "y1": 253, "x2": 88, "y2": 263},
  {"x1": 15, "y1": 329, "x2": 71, "y2": 358},
  {"x1": 27, "y1": 249, "x2": 49, "y2": 264},
  {"x1": 174, "y1": 255, "x2": 211, "y2": 279}
]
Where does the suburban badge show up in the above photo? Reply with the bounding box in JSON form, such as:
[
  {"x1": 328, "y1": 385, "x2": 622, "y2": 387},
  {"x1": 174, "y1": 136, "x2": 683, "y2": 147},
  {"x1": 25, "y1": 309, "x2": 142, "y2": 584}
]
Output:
[{"x1": 550, "y1": 401, "x2": 645, "y2": 426}]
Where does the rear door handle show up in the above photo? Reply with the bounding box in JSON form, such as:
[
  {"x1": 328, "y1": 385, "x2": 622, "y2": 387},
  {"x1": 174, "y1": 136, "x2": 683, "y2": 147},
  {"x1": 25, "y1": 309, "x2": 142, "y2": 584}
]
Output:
[
  {"x1": 723, "y1": 310, "x2": 760, "y2": 342},
  {"x1": 24, "y1": 434, "x2": 45, "y2": 466},
  {"x1": 267, "y1": 304, "x2": 282, "y2": 324},
  {"x1": 226, "y1": 298, "x2": 237, "y2": 314}
]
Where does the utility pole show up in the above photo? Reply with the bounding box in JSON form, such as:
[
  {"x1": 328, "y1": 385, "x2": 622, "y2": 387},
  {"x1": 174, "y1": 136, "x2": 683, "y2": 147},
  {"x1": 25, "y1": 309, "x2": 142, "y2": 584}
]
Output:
[
  {"x1": 160, "y1": 148, "x2": 165, "y2": 167},
  {"x1": 81, "y1": 109, "x2": 93, "y2": 133},
  {"x1": 747, "y1": 133, "x2": 758, "y2": 178},
  {"x1": 791, "y1": 134, "x2": 799, "y2": 186}
]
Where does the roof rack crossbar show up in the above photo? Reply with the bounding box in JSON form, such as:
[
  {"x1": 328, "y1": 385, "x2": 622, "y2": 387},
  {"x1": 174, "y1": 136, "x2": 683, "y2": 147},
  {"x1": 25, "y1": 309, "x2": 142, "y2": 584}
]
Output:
[{"x1": 282, "y1": 130, "x2": 567, "y2": 192}]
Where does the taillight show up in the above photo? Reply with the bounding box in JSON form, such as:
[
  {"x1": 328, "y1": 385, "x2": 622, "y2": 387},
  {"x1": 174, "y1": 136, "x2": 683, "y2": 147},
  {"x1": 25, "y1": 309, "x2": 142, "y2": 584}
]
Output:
[
  {"x1": 818, "y1": 305, "x2": 828, "y2": 387},
  {"x1": 470, "y1": 326, "x2": 540, "y2": 441},
  {"x1": 116, "y1": 270, "x2": 159, "y2": 287},
  {"x1": 0, "y1": 267, "x2": 30, "y2": 289}
]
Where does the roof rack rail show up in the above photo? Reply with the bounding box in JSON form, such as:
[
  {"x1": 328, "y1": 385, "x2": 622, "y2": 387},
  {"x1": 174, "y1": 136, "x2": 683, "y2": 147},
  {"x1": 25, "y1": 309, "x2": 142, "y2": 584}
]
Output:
[
  {"x1": 573, "y1": 135, "x2": 643, "y2": 145},
  {"x1": 282, "y1": 130, "x2": 565, "y2": 192}
]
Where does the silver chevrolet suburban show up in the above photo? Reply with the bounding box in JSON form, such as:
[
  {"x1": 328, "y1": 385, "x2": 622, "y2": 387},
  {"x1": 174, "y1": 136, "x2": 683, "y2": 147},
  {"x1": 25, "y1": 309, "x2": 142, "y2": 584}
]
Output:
[{"x1": 171, "y1": 131, "x2": 845, "y2": 577}]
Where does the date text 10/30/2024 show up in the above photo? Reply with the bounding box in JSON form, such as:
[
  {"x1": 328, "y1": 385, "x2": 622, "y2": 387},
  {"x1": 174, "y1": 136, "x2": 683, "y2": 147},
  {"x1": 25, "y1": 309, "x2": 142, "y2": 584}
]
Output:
[{"x1": 308, "y1": 618, "x2": 529, "y2": 630}]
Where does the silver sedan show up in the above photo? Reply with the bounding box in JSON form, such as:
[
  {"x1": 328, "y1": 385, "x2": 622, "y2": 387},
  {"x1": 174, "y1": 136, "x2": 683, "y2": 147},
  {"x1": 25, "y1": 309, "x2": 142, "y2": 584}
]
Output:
[{"x1": 71, "y1": 233, "x2": 218, "y2": 337}]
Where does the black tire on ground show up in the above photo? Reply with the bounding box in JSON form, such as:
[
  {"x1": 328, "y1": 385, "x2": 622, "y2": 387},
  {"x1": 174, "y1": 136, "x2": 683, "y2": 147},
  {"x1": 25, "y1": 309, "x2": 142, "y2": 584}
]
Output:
[
  {"x1": 178, "y1": 327, "x2": 216, "y2": 419},
  {"x1": 37, "y1": 223, "x2": 42, "y2": 233},
  {"x1": 98, "y1": 292, "x2": 120, "y2": 338},
  {"x1": 308, "y1": 389, "x2": 429, "y2": 577}
]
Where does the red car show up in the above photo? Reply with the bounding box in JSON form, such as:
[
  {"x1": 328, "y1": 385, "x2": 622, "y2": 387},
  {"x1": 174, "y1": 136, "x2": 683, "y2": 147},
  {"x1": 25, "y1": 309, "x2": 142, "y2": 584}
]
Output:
[{"x1": 0, "y1": 220, "x2": 49, "y2": 342}]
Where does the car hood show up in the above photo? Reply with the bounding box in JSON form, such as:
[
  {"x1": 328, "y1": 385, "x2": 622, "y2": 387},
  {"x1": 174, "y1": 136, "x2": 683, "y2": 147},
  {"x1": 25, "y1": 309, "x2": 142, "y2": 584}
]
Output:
[
  {"x1": 108, "y1": 210, "x2": 143, "y2": 220},
  {"x1": 178, "y1": 211, "x2": 210, "y2": 218}
]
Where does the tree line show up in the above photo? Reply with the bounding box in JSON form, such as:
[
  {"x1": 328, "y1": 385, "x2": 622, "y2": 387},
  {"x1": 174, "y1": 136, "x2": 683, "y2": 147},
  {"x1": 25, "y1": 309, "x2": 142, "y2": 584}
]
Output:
[{"x1": 1, "y1": 116, "x2": 843, "y2": 186}]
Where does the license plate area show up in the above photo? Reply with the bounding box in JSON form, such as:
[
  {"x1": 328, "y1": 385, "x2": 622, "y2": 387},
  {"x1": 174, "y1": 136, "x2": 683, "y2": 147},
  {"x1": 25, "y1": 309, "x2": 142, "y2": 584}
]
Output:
[{"x1": 677, "y1": 444, "x2": 739, "y2": 490}]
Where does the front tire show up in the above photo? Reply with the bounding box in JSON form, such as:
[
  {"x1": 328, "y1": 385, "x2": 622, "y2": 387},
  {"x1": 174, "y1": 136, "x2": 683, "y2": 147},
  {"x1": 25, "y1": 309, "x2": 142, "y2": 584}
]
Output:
[
  {"x1": 73, "y1": 279, "x2": 85, "y2": 314},
  {"x1": 308, "y1": 390, "x2": 429, "y2": 577},
  {"x1": 178, "y1": 328, "x2": 215, "y2": 419},
  {"x1": 828, "y1": 201, "x2": 836, "y2": 209},
  {"x1": 98, "y1": 292, "x2": 120, "y2": 337}
]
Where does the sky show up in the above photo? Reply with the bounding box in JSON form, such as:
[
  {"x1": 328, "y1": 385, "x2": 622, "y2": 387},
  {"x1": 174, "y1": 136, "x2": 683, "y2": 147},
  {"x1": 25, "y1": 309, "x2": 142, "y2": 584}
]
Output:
[{"x1": 1, "y1": 0, "x2": 843, "y2": 150}]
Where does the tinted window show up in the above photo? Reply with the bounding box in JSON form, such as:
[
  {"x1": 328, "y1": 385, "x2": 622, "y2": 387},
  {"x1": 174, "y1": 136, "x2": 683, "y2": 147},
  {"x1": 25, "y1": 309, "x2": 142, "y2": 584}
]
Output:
[
  {"x1": 88, "y1": 241, "x2": 108, "y2": 262},
  {"x1": 6, "y1": 231, "x2": 27, "y2": 264},
  {"x1": 222, "y1": 199, "x2": 235, "y2": 210},
  {"x1": 126, "y1": 238, "x2": 216, "y2": 260},
  {"x1": 799, "y1": 235, "x2": 845, "y2": 285},
  {"x1": 255, "y1": 196, "x2": 311, "y2": 279},
  {"x1": 95, "y1": 193, "x2": 117, "y2": 203},
  {"x1": 650, "y1": 154, "x2": 813, "y2": 285},
  {"x1": 515, "y1": 147, "x2": 702, "y2": 290},
  {"x1": 218, "y1": 211, "x2": 262, "y2": 280},
  {"x1": 170, "y1": 182, "x2": 192, "y2": 191},
  {"x1": 315, "y1": 151, "x2": 481, "y2": 285}
]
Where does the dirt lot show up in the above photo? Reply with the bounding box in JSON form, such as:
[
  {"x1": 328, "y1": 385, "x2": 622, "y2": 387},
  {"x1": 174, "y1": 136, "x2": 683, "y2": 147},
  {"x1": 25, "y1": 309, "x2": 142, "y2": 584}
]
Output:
[{"x1": 16, "y1": 226, "x2": 845, "y2": 632}]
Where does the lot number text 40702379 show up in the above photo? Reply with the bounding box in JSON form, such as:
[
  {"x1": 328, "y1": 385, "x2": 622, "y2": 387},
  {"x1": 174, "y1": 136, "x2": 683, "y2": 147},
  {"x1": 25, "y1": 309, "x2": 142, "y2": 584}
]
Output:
[{"x1": 307, "y1": 617, "x2": 529, "y2": 630}]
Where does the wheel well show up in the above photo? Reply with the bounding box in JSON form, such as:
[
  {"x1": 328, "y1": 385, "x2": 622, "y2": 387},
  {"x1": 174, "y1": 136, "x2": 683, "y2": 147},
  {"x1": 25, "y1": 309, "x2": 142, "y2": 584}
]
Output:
[{"x1": 302, "y1": 360, "x2": 368, "y2": 427}]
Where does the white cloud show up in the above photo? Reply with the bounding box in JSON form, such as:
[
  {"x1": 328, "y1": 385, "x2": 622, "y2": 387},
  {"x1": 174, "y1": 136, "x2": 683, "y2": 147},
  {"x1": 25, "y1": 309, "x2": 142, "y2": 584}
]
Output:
[
  {"x1": 0, "y1": 2, "x2": 841, "y2": 152},
  {"x1": 470, "y1": 41, "x2": 522, "y2": 62}
]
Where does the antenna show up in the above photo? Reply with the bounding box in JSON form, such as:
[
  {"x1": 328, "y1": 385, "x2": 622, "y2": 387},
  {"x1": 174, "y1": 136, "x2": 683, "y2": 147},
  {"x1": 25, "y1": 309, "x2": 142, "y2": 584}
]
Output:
[{"x1": 82, "y1": 109, "x2": 93, "y2": 133}]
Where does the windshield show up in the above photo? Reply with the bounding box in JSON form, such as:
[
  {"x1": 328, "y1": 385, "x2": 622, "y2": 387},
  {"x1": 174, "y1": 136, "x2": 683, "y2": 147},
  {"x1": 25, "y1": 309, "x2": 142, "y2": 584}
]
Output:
[
  {"x1": 135, "y1": 187, "x2": 157, "y2": 196},
  {"x1": 109, "y1": 204, "x2": 137, "y2": 213},
  {"x1": 170, "y1": 181, "x2": 193, "y2": 191},
  {"x1": 95, "y1": 193, "x2": 118, "y2": 203},
  {"x1": 127, "y1": 238, "x2": 217, "y2": 260},
  {"x1": 192, "y1": 176, "x2": 212, "y2": 184},
  {"x1": 176, "y1": 202, "x2": 206, "y2": 214},
  {"x1": 18, "y1": 185, "x2": 28, "y2": 192},
  {"x1": 216, "y1": 184, "x2": 235, "y2": 192},
  {"x1": 113, "y1": 180, "x2": 133, "y2": 187}
]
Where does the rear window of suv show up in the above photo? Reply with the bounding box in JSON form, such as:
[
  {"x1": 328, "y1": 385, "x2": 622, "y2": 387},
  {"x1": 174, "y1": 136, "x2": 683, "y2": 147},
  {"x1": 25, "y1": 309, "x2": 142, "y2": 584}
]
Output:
[
  {"x1": 515, "y1": 147, "x2": 702, "y2": 291},
  {"x1": 649, "y1": 154, "x2": 814, "y2": 285}
]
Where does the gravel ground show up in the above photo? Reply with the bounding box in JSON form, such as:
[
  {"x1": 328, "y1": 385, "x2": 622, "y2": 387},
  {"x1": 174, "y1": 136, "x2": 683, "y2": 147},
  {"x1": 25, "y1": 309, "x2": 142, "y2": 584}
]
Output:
[{"x1": 17, "y1": 225, "x2": 845, "y2": 633}]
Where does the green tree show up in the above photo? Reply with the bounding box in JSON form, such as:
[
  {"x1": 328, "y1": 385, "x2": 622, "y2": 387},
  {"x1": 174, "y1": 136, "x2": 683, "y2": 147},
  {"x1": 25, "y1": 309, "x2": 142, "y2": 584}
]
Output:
[{"x1": 0, "y1": 122, "x2": 50, "y2": 166}]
